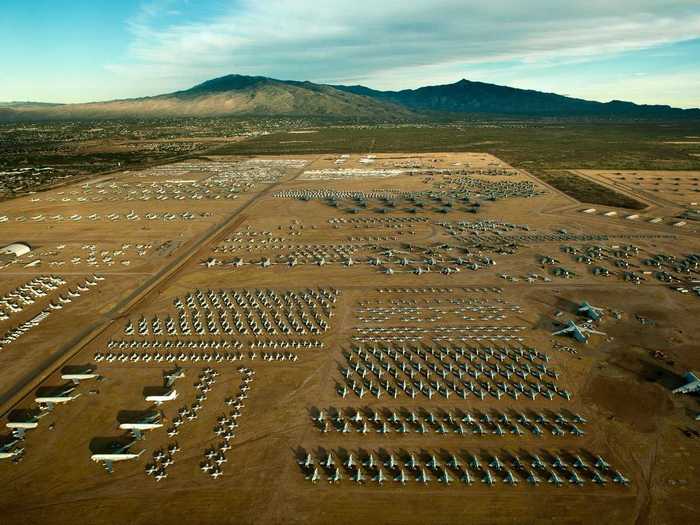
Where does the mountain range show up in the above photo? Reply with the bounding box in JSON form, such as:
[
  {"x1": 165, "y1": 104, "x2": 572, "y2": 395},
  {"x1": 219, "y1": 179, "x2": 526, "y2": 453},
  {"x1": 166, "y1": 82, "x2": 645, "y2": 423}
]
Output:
[{"x1": 2, "y1": 74, "x2": 698, "y2": 121}]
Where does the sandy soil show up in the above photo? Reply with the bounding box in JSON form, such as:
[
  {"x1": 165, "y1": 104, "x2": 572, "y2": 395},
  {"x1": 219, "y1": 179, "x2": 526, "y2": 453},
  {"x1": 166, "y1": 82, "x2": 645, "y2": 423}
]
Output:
[{"x1": 0, "y1": 153, "x2": 698, "y2": 525}]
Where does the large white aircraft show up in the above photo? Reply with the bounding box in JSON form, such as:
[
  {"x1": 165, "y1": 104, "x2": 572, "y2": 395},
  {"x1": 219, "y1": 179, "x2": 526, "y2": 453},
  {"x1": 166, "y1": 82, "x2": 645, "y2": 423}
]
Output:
[
  {"x1": 119, "y1": 412, "x2": 163, "y2": 439},
  {"x1": 6, "y1": 410, "x2": 50, "y2": 437},
  {"x1": 91, "y1": 441, "x2": 144, "y2": 473},
  {"x1": 61, "y1": 367, "x2": 100, "y2": 384},
  {"x1": 0, "y1": 447, "x2": 24, "y2": 460},
  {"x1": 145, "y1": 389, "x2": 178, "y2": 405},
  {"x1": 35, "y1": 385, "x2": 81, "y2": 410}
]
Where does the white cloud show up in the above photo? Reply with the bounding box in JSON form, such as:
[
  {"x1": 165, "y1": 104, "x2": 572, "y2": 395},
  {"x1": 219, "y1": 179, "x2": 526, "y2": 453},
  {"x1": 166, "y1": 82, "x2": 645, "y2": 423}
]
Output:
[{"x1": 102, "y1": 0, "x2": 700, "y2": 105}]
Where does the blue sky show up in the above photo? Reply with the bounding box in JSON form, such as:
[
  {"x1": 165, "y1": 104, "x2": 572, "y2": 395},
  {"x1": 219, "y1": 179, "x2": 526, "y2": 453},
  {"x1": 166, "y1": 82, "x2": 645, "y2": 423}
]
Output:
[{"x1": 1, "y1": 0, "x2": 699, "y2": 107}]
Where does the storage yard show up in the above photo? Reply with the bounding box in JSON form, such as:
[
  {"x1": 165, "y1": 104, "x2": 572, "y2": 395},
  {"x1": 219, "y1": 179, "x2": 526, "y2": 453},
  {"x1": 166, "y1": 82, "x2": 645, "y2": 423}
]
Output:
[{"x1": 0, "y1": 152, "x2": 699, "y2": 524}]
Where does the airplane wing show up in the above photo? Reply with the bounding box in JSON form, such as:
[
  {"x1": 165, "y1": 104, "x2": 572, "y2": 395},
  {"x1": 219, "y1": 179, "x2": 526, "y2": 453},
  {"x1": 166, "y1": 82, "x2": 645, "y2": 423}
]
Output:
[{"x1": 551, "y1": 326, "x2": 573, "y2": 336}]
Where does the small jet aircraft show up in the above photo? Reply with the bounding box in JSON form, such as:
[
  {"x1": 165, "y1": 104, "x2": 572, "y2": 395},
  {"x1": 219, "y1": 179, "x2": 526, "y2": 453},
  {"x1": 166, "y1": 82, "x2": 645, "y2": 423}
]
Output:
[
  {"x1": 328, "y1": 467, "x2": 342, "y2": 484},
  {"x1": 552, "y1": 320, "x2": 606, "y2": 343},
  {"x1": 592, "y1": 471, "x2": 607, "y2": 485},
  {"x1": 163, "y1": 366, "x2": 185, "y2": 388},
  {"x1": 298, "y1": 453, "x2": 314, "y2": 469},
  {"x1": 482, "y1": 470, "x2": 496, "y2": 486},
  {"x1": 394, "y1": 469, "x2": 409, "y2": 484},
  {"x1": 305, "y1": 467, "x2": 320, "y2": 483},
  {"x1": 439, "y1": 468, "x2": 454, "y2": 484},
  {"x1": 527, "y1": 470, "x2": 542, "y2": 485},
  {"x1": 352, "y1": 468, "x2": 365, "y2": 484},
  {"x1": 612, "y1": 471, "x2": 631, "y2": 486},
  {"x1": 460, "y1": 469, "x2": 473, "y2": 485},
  {"x1": 594, "y1": 456, "x2": 611, "y2": 471},
  {"x1": 569, "y1": 471, "x2": 585, "y2": 486},
  {"x1": 549, "y1": 471, "x2": 564, "y2": 487},
  {"x1": 373, "y1": 468, "x2": 387, "y2": 484},
  {"x1": 503, "y1": 470, "x2": 519, "y2": 485},
  {"x1": 416, "y1": 468, "x2": 431, "y2": 484}
]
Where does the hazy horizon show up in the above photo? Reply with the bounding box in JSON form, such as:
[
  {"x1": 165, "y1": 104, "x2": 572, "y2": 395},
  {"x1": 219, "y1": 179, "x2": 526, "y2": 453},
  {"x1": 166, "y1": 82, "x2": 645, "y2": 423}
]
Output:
[{"x1": 2, "y1": 1, "x2": 700, "y2": 108}]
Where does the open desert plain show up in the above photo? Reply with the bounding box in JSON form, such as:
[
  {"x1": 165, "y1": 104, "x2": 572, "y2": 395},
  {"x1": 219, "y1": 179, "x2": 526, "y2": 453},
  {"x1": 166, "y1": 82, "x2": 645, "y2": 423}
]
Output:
[{"x1": 0, "y1": 147, "x2": 699, "y2": 525}]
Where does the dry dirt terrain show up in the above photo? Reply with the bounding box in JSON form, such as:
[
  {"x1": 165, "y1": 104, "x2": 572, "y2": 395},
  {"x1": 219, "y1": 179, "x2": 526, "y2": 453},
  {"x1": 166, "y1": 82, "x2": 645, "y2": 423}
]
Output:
[{"x1": 0, "y1": 152, "x2": 698, "y2": 525}]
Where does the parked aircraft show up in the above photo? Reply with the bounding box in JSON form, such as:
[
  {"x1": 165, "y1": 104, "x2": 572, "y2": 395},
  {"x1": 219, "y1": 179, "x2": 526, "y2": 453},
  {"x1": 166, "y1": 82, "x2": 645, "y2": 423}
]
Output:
[
  {"x1": 35, "y1": 385, "x2": 81, "y2": 410},
  {"x1": 578, "y1": 301, "x2": 604, "y2": 321},
  {"x1": 145, "y1": 389, "x2": 178, "y2": 405},
  {"x1": 119, "y1": 412, "x2": 163, "y2": 439},
  {"x1": 91, "y1": 440, "x2": 144, "y2": 473},
  {"x1": 552, "y1": 320, "x2": 606, "y2": 343}
]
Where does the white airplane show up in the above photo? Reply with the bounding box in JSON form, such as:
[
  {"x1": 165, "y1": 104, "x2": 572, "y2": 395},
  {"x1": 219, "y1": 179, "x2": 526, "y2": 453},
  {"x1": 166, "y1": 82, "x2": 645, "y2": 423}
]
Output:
[
  {"x1": 328, "y1": 468, "x2": 342, "y2": 483},
  {"x1": 569, "y1": 471, "x2": 585, "y2": 486},
  {"x1": 306, "y1": 467, "x2": 320, "y2": 483},
  {"x1": 613, "y1": 471, "x2": 631, "y2": 486},
  {"x1": 460, "y1": 469, "x2": 473, "y2": 485},
  {"x1": 164, "y1": 366, "x2": 185, "y2": 387},
  {"x1": 298, "y1": 453, "x2": 313, "y2": 469},
  {"x1": 145, "y1": 389, "x2": 178, "y2": 405},
  {"x1": 552, "y1": 320, "x2": 605, "y2": 343},
  {"x1": 503, "y1": 469, "x2": 519, "y2": 485},
  {"x1": 482, "y1": 470, "x2": 496, "y2": 486},
  {"x1": 527, "y1": 470, "x2": 542, "y2": 485},
  {"x1": 394, "y1": 469, "x2": 409, "y2": 484},
  {"x1": 592, "y1": 471, "x2": 607, "y2": 485},
  {"x1": 35, "y1": 385, "x2": 81, "y2": 410},
  {"x1": 119, "y1": 413, "x2": 163, "y2": 439},
  {"x1": 91, "y1": 441, "x2": 145, "y2": 473},
  {"x1": 416, "y1": 468, "x2": 431, "y2": 484},
  {"x1": 439, "y1": 468, "x2": 454, "y2": 484},
  {"x1": 0, "y1": 446, "x2": 24, "y2": 460},
  {"x1": 6, "y1": 410, "x2": 50, "y2": 437},
  {"x1": 549, "y1": 471, "x2": 564, "y2": 486},
  {"x1": 373, "y1": 468, "x2": 387, "y2": 484},
  {"x1": 352, "y1": 468, "x2": 365, "y2": 484},
  {"x1": 61, "y1": 367, "x2": 100, "y2": 384},
  {"x1": 594, "y1": 456, "x2": 611, "y2": 471}
]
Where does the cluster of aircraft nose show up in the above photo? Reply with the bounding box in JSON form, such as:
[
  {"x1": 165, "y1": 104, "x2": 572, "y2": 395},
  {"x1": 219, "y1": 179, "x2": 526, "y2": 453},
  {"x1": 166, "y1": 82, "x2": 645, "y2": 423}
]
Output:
[
  {"x1": 0, "y1": 275, "x2": 103, "y2": 350},
  {"x1": 312, "y1": 407, "x2": 586, "y2": 438},
  {"x1": 298, "y1": 448, "x2": 630, "y2": 488},
  {"x1": 199, "y1": 366, "x2": 255, "y2": 480},
  {"x1": 337, "y1": 341, "x2": 570, "y2": 402},
  {"x1": 0, "y1": 275, "x2": 65, "y2": 321},
  {"x1": 123, "y1": 287, "x2": 338, "y2": 339}
]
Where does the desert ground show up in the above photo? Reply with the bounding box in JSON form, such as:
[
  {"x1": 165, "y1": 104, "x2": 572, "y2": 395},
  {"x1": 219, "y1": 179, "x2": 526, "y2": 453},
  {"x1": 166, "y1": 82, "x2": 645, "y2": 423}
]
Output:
[{"x1": 0, "y1": 152, "x2": 698, "y2": 525}]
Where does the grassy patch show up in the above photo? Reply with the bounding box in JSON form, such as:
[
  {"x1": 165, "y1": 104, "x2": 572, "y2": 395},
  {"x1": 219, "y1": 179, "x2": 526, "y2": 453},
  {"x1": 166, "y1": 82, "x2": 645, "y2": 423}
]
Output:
[
  {"x1": 532, "y1": 169, "x2": 646, "y2": 209},
  {"x1": 213, "y1": 121, "x2": 700, "y2": 171}
]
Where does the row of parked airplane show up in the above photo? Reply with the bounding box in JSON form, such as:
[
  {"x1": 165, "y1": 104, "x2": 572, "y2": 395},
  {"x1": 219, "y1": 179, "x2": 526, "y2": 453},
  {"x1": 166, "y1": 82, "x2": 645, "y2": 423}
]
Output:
[{"x1": 299, "y1": 449, "x2": 630, "y2": 487}]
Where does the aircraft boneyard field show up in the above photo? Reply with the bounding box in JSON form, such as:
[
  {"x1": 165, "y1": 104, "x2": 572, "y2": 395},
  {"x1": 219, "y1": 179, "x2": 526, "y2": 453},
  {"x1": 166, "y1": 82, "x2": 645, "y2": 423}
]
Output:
[{"x1": 0, "y1": 152, "x2": 699, "y2": 525}]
